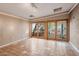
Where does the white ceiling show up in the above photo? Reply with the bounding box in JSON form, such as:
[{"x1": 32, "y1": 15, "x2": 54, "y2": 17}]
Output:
[{"x1": 0, "y1": 3, "x2": 75, "y2": 19}]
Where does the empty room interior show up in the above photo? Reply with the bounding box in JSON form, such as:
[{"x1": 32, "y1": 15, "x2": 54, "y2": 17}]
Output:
[{"x1": 0, "y1": 3, "x2": 79, "y2": 56}]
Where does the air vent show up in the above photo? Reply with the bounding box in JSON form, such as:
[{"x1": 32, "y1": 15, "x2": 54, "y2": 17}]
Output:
[
  {"x1": 53, "y1": 7, "x2": 62, "y2": 12},
  {"x1": 29, "y1": 15, "x2": 34, "y2": 17}
]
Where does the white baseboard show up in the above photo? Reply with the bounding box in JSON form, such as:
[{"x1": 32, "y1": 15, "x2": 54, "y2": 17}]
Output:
[
  {"x1": 0, "y1": 37, "x2": 29, "y2": 48},
  {"x1": 69, "y1": 42, "x2": 79, "y2": 53}
]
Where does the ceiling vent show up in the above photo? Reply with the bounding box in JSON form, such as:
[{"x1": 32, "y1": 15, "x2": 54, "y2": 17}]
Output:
[{"x1": 53, "y1": 7, "x2": 62, "y2": 13}]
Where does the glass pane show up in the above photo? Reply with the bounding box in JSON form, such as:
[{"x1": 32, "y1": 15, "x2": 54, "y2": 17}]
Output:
[
  {"x1": 48, "y1": 22, "x2": 55, "y2": 39},
  {"x1": 32, "y1": 23, "x2": 38, "y2": 37},
  {"x1": 38, "y1": 23, "x2": 45, "y2": 38},
  {"x1": 32, "y1": 23, "x2": 36, "y2": 32},
  {"x1": 57, "y1": 21, "x2": 67, "y2": 40}
]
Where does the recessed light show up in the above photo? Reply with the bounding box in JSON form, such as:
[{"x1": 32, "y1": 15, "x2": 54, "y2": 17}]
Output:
[{"x1": 29, "y1": 15, "x2": 34, "y2": 17}]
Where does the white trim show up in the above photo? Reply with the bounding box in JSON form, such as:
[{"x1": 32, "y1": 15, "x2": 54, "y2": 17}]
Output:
[
  {"x1": 69, "y1": 42, "x2": 79, "y2": 53},
  {"x1": 68, "y1": 3, "x2": 78, "y2": 14},
  {"x1": 0, "y1": 37, "x2": 29, "y2": 48},
  {"x1": 31, "y1": 11, "x2": 68, "y2": 20}
]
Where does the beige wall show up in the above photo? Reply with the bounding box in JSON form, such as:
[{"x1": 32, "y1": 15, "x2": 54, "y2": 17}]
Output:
[
  {"x1": 70, "y1": 4, "x2": 79, "y2": 50},
  {"x1": 0, "y1": 14, "x2": 29, "y2": 46}
]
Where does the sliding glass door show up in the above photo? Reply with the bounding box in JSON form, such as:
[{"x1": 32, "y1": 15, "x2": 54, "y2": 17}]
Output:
[{"x1": 48, "y1": 21, "x2": 67, "y2": 41}]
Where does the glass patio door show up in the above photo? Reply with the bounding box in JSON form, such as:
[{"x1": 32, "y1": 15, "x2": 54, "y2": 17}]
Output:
[{"x1": 48, "y1": 21, "x2": 67, "y2": 41}]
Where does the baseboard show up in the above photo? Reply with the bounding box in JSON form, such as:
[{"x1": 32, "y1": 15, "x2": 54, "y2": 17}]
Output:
[
  {"x1": 0, "y1": 37, "x2": 29, "y2": 48},
  {"x1": 69, "y1": 42, "x2": 79, "y2": 53}
]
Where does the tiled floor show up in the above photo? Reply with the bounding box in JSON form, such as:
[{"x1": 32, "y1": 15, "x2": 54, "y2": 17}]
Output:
[{"x1": 0, "y1": 38, "x2": 79, "y2": 56}]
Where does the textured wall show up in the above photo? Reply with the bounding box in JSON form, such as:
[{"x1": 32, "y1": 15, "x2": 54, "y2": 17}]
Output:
[
  {"x1": 0, "y1": 14, "x2": 29, "y2": 46},
  {"x1": 70, "y1": 4, "x2": 79, "y2": 50}
]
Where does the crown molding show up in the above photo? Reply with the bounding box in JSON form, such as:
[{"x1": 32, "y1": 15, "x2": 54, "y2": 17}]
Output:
[
  {"x1": 30, "y1": 11, "x2": 69, "y2": 20},
  {"x1": 68, "y1": 3, "x2": 78, "y2": 14},
  {"x1": 0, "y1": 12, "x2": 29, "y2": 21}
]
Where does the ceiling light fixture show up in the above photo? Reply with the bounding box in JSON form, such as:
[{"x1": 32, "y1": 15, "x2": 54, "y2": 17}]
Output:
[{"x1": 29, "y1": 15, "x2": 34, "y2": 17}]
